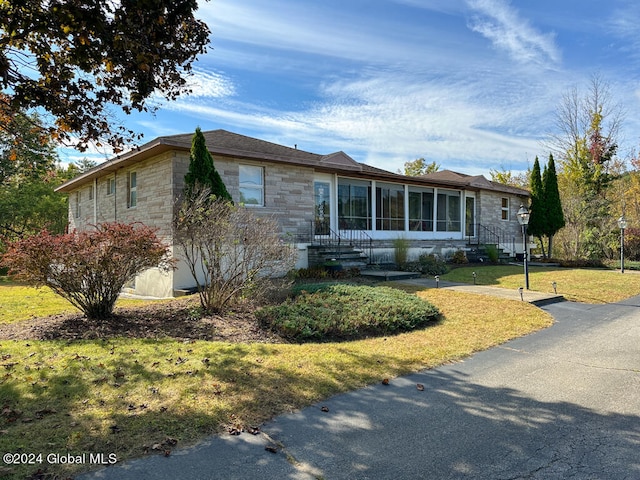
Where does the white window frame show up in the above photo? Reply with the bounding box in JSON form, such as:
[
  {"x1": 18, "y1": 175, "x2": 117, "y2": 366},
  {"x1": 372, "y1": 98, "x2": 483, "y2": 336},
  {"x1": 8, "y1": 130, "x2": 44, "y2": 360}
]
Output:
[
  {"x1": 74, "y1": 191, "x2": 81, "y2": 218},
  {"x1": 127, "y1": 171, "x2": 137, "y2": 208},
  {"x1": 239, "y1": 165, "x2": 264, "y2": 207},
  {"x1": 106, "y1": 177, "x2": 115, "y2": 196},
  {"x1": 501, "y1": 197, "x2": 509, "y2": 221}
]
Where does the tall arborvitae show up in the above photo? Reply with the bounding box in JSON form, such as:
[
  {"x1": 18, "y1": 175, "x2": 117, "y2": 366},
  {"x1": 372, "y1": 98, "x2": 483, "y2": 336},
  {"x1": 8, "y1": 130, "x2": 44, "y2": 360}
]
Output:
[
  {"x1": 527, "y1": 156, "x2": 548, "y2": 257},
  {"x1": 542, "y1": 154, "x2": 565, "y2": 257},
  {"x1": 184, "y1": 127, "x2": 233, "y2": 202}
]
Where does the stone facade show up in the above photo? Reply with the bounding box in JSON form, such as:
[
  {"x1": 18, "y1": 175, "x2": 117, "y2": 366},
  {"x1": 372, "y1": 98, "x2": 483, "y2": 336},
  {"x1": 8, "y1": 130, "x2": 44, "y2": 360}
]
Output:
[{"x1": 58, "y1": 130, "x2": 530, "y2": 297}]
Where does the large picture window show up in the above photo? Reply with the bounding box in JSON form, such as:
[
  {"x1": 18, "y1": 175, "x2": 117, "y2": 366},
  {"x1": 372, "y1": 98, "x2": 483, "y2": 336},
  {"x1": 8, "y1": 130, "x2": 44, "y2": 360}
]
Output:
[
  {"x1": 239, "y1": 165, "x2": 264, "y2": 206},
  {"x1": 409, "y1": 189, "x2": 434, "y2": 231},
  {"x1": 338, "y1": 179, "x2": 371, "y2": 230},
  {"x1": 436, "y1": 190, "x2": 461, "y2": 232},
  {"x1": 376, "y1": 183, "x2": 405, "y2": 231}
]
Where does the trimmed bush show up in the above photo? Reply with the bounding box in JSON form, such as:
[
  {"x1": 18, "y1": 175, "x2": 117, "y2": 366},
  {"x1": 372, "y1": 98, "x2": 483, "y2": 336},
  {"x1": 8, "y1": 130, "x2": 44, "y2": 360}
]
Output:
[
  {"x1": 451, "y1": 249, "x2": 468, "y2": 264},
  {"x1": 257, "y1": 283, "x2": 440, "y2": 341}
]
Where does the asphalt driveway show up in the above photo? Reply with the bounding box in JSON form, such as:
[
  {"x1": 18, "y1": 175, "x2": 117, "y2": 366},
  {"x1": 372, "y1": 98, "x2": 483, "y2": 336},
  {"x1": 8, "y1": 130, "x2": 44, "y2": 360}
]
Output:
[{"x1": 80, "y1": 296, "x2": 640, "y2": 480}]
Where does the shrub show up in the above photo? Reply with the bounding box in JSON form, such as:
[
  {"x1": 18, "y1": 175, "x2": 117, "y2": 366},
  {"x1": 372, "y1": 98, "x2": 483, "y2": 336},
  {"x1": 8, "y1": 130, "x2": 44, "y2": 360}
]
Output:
[
  {"x1": 484, "y1": 244, "x2": 500, "y2": 263},
  {"x1": 173, "y1": 191, "x2": 297, "y2": 314},
  {"x1": 392, "y1": 237, "x2": 410, "y2": 267},
  {"x1": 450, "y1": 250, "x2": 468, "y2": 264},
  {"x1": 418, "y1": 253, "x2": 449, "y2": 275},
  {"x1": 1, "y1": 222, "x2": 172, "y2": 319},
  {"x1": 257, "y1": 283, "x2": 440, "y2": 341}
]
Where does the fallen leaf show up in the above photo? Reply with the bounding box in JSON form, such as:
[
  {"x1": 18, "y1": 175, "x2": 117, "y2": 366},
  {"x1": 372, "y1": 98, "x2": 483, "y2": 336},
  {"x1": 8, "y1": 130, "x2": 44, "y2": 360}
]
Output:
[
  {"x1": 416, "y1": 384, "x2": 425, "y2": 391},
  {"x1": 247, "y1": 426, "x2": 260, "y2": 435},
  {"x1": 382, "y1": 378, "x2": 390, "y2": 385},
  {"x1": 265, "y1": 445, "x2": 278, "y2": 454},
  {"x1": 320, "y1": 406, "x2": 329, "y2": 412}
]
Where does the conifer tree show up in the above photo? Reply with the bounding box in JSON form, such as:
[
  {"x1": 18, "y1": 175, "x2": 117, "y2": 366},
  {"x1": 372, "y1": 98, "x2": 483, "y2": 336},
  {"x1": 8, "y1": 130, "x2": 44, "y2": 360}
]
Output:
[
  {"x1": 542, "y1": 154, "x2": 565, "y2": 257},
  {"x1": 527, "y1": 157, "x2": 548, "y2": 257},
  {"x1": 184, "y1": 127, "x2": 232, "y2": 202}
]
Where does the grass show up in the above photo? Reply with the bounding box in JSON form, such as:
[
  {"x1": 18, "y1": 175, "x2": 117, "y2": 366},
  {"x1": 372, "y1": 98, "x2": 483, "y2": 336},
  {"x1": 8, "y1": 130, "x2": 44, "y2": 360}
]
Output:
[
  {"x1": 0, "y1": 283, "x2": 165, "y2": 324},
  {"x1": 2, "y1": 265, "x2": 638, "y2": 478},
  {"x1": 442, "y1": 265, "x2": 640, "y2": 303}
]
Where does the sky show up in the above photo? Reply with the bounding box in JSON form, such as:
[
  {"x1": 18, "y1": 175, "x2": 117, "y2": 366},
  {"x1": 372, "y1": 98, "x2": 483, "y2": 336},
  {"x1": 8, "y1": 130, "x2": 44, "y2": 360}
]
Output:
[{"x1": 63, "y1": 0, "x2": 640, "y2": 177}]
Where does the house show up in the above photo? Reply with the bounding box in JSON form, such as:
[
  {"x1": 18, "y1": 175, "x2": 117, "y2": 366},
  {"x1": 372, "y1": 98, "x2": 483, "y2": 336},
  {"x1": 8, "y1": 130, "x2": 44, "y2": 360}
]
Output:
[{"x1": 55, "y1": 129, "x2": 530, "y2": 297}]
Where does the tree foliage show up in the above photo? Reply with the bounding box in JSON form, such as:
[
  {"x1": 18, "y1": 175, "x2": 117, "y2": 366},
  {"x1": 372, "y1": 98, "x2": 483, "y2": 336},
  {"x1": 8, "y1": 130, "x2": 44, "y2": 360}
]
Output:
[
  {"x1": 173, "y1": 191, "x2": 296, "y2": 314},
  {"x1": 489, "y1": 167, "x2": 528, "y2": 188},
  {"x1": 527, "y1": 157, "x2": 546, "y2": 255},
  {"x1": 1, "y1": 223, "x2": 173, "y2": 319},
  {"x1": 548, "y1": 74, "x2": 623, "y2": 260},
  {"x1": 0, "y1": 102, "x2": 68, "y2": 245},
  {"x1": 184, "y1": 127, "x2": 232, "y2": 202},
  {"x1": 541, "y1": 155, "x2": 565, "y2": 256},
  {"x1": 401, "y1": 158, "x2": 440, "y2": 176},
  {"x1": 0, "y1": 0, "x2": 210, "y2": 151}
]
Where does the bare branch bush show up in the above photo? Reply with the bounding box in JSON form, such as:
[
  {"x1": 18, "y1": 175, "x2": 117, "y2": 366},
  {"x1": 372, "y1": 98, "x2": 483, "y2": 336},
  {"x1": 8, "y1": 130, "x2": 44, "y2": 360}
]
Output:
[{"x1": 173, "y1": 191, "x2": 296, "y2": 314}]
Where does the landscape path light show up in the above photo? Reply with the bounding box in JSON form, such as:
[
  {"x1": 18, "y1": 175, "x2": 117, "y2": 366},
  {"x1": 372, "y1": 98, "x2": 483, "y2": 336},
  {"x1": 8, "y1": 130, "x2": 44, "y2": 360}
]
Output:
[
  {"x1": 618, "y1": 215, "x2": 627, "y2": 274},
  {"x1": 516, "y1": 205, "x2": 530, "y2": 290}
]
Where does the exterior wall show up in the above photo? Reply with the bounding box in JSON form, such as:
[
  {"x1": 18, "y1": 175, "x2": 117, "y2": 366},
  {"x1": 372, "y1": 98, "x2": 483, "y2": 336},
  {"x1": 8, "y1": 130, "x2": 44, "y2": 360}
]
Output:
[
  {"x1": 173, "y1": 153, "x2": 316, "y2": 240},
  {"x1": 63, "y1": 147, "x2": 530, "y2": 297},
  {"x1": 67, "y1": 153, "x2": 177, "y2": 298},
  {"x1": 68, "y1": 152, "x2": 175, "y2": 237},
  {"x1": 476, "y1": 190, "x2": 528, "y2": 254}
]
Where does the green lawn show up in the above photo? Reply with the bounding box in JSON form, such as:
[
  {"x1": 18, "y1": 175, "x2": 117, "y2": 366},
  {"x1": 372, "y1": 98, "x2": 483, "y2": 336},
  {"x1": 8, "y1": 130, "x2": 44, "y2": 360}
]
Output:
[
  {"x1": 442, "y1": 265, "x2": 640, "y2": 303},
  {"x1": 2, "y1": 266, "x2": 638, "y2": 479}
]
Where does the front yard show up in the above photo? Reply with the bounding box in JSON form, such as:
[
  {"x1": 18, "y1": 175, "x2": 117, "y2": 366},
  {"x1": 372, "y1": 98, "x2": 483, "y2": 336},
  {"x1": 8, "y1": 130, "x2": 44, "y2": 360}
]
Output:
[{"x1": 1, "y1": 266, "x2": 634, "y2": 479}]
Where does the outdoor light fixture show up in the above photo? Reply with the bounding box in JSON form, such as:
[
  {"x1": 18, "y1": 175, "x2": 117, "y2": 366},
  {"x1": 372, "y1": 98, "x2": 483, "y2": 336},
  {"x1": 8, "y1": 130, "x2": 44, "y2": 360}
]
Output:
[
  {"x1": 435, "y1": 275, "x2": 440, "y2": 288},
  {"x1": 552, "y1": 281, "x2": 557, "y2": 294},
  {"x1": 518, "y1": 286, "x2": 524, "y2": 301},
  {"x1": 472, "y1": 271, "x2": 477, "y2": 285},
  {"x1": 618, "y1": 215, "x2": 627, "y2": 273},
  {"x1": 517, "y1": 205, "x2": 530, "y2": 290}
]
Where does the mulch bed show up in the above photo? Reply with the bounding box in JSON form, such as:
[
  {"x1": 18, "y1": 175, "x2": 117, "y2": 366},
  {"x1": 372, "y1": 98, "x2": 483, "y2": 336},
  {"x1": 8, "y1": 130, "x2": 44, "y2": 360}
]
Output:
[{"x1": 0, "y1": 297, "x2": 286, "y2": 343}]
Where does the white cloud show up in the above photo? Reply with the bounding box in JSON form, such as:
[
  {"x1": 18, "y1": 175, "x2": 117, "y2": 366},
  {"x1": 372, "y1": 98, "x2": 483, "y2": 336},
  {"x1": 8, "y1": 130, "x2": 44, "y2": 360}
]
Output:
[
  {"x1": 183, "y1": 68, "x2": 236, "y2": 98},
  {"x1": 466, "y1": 0, "x2": 561, "y2": 65}
]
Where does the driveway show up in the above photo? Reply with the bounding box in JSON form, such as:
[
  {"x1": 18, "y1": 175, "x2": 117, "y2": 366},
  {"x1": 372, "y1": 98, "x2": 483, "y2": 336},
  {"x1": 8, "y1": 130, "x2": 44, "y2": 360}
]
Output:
[{"x1": 80, "y1": 296, "x2": 640, "y2": 480}]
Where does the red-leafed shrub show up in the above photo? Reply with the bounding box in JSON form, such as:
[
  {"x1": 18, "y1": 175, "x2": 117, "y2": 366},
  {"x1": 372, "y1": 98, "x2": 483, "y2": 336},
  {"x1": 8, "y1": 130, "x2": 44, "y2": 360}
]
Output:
[{"x1": 1, "y1": 222, "x2": 173, "y2": 319}]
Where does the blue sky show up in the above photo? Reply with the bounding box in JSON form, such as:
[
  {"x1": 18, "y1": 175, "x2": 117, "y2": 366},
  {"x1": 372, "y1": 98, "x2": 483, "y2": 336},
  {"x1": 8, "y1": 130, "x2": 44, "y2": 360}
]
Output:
[{"x1": 65, "y1": 0, "x2": 640, "y2": 176}]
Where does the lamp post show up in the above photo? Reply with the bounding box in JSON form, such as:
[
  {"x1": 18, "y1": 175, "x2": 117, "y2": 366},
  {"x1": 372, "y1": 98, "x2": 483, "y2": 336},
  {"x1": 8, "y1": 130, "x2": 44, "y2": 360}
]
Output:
[
  {"x1": 517, "y1": 205, "x2": 530, "y2": 290},
  {"x1": 618, "y1": 215, "x2": 627, "y2": 273}
]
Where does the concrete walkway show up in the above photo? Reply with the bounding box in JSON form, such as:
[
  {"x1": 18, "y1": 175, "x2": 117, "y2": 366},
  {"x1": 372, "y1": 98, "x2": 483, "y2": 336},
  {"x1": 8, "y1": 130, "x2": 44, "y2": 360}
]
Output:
[{"x1": 396, "y1": 277, "x2": 565, "y2": 306}]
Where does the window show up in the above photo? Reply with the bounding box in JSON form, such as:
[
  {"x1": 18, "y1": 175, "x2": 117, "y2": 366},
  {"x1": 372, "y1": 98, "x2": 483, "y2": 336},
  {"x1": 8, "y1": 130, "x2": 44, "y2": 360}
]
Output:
[
  {"x1": 107, "y1": 177, "x2": 115, "y2": 196},
  {"x1": 338, "y1": 179, "x2": 371, "y2": 229},
  {"x1": 239, "y1": 165, "x2": 264, "y2": 206},
  {"x1": 127, "y1": 171, "x2": 137, "y2": 208},
  {"x1": 466, "y1": 196, "x2": 475, "y2": 236},
  {"x1": 436, "y1": 190, "x2": 461, "y2": 232},
  {"x1": 376, "y1": 183, "x2": 405, "y2": 231},
  {"x1": 74, "y1": 192, "x2": 81, "y2": 218},
  {"x1": 501, "y1": 197, "x2": 509, "y2": 220},
  {"x1": 409, "y1": 189, "x2": 434, "y2": 231},
  {"x1": 314, "y1": 182, "x2": 331, "y2": 235}
]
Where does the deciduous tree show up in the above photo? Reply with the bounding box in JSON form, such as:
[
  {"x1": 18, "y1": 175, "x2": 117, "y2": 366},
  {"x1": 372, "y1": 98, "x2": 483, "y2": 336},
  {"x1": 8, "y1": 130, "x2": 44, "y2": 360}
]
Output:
[
  {"x1": 401, "y1": 158, "x2": 440, "y2": 176},
  {"x1": 0, "y1": 0, "x2": 210, "y2": 151}
]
